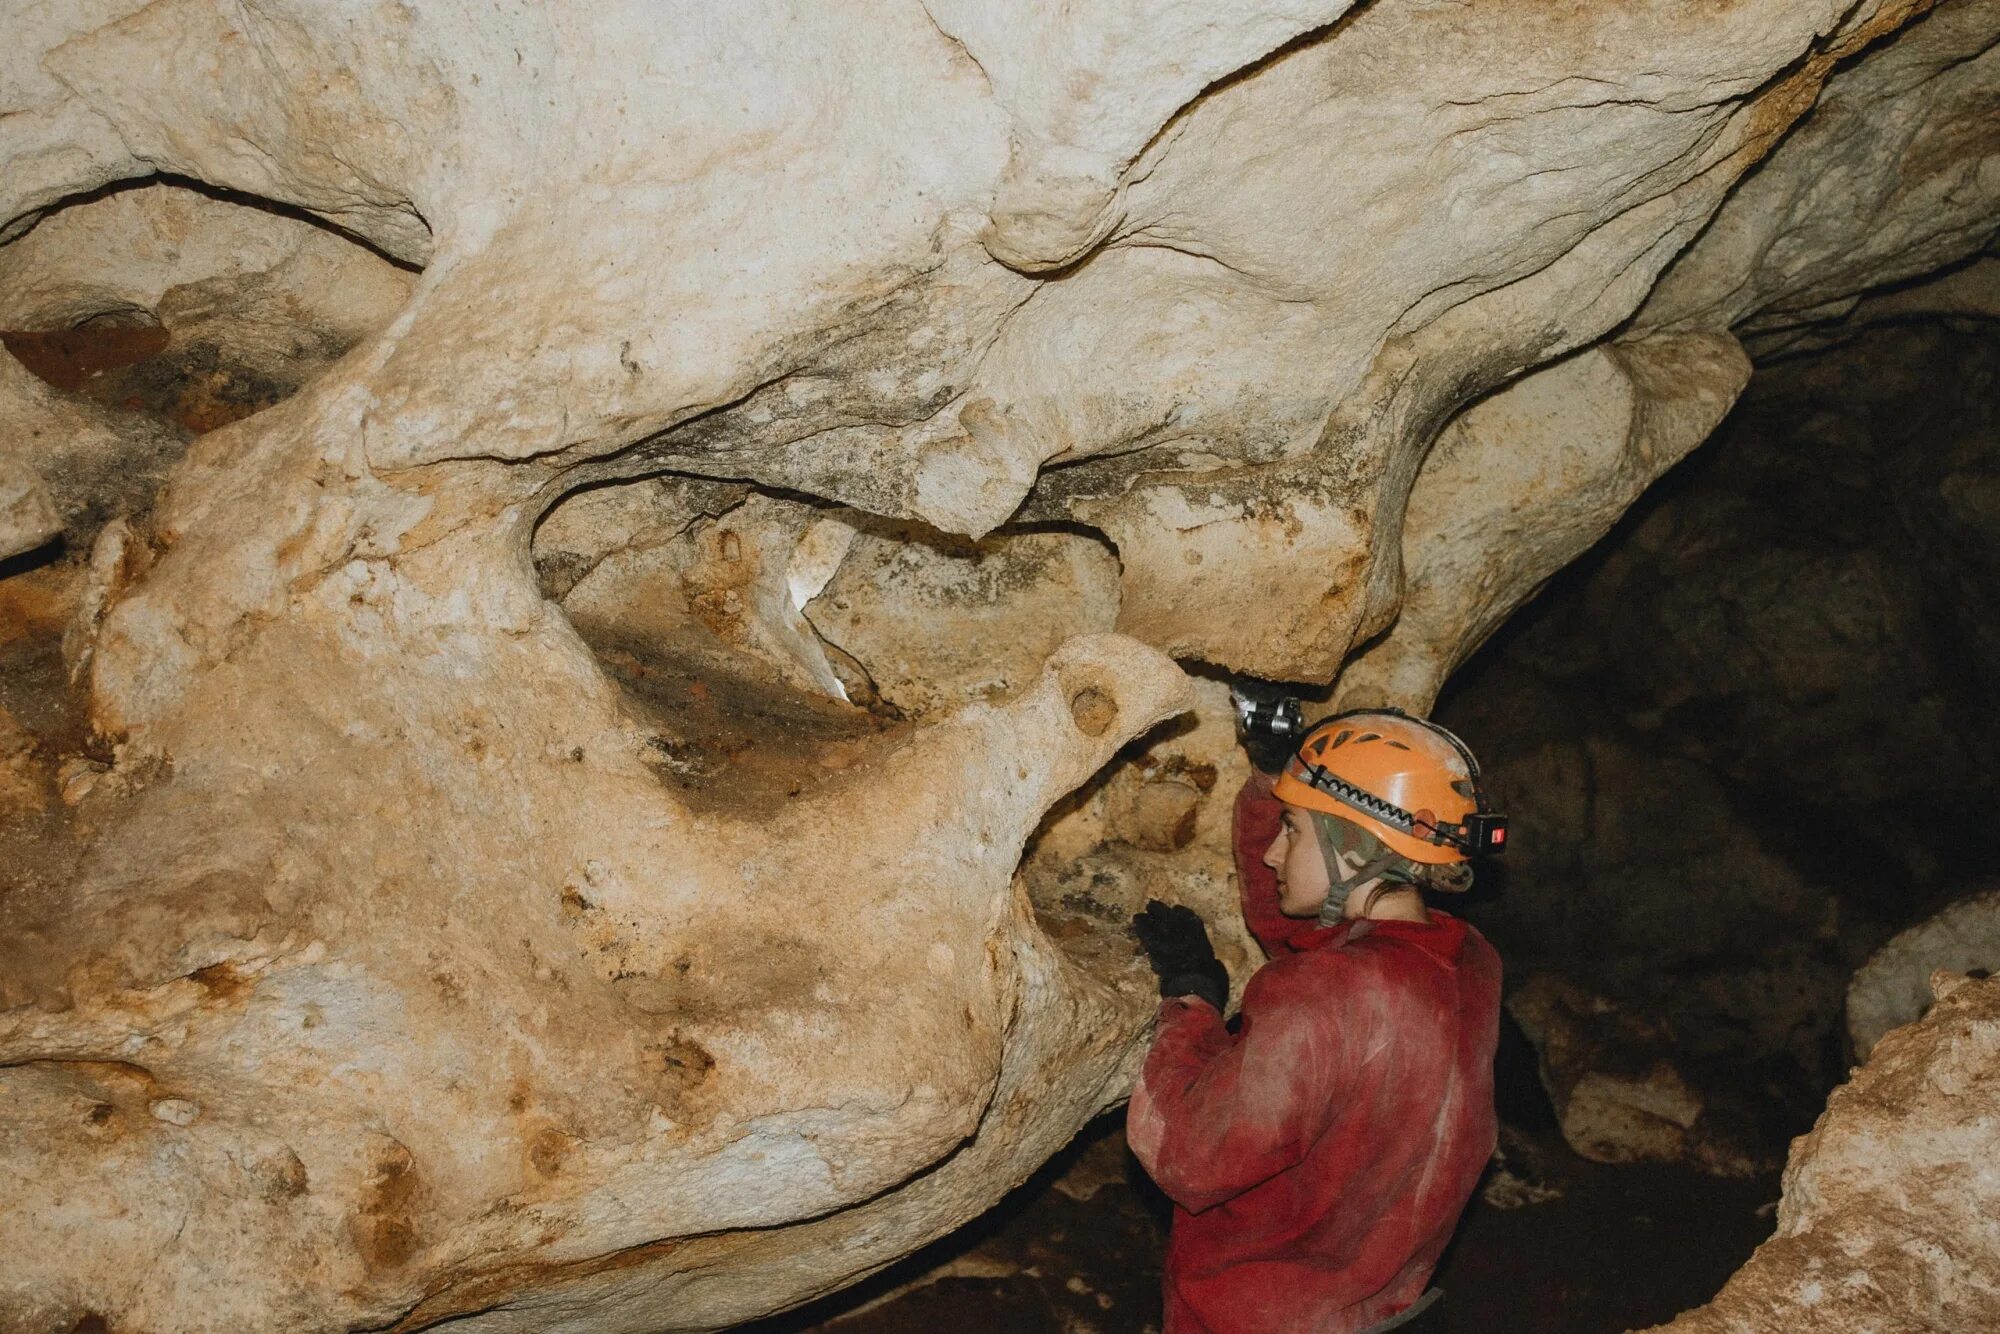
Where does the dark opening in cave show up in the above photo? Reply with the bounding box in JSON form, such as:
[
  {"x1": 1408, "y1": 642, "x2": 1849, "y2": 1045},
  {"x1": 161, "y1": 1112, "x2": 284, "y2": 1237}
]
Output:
[
  {"x1": 740, "y1": 320, "x2": 2000, "y2": 1334},
  {"x1": 0, "y1": 176, "x2": 421, "y2": 564},
  {"x1": 0, "y1": 175, "x2": 418, "y2": 434}
]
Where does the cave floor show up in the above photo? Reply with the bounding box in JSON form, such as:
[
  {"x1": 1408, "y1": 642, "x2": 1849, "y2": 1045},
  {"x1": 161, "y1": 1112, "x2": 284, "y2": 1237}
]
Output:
[{"x1": 754, "y1": 1019, "x2": 1782, "y2": 1334}]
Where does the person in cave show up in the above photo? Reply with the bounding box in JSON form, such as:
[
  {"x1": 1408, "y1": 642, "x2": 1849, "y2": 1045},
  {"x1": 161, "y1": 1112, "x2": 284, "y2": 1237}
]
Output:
[{"x1": 1126, "y1": 703, "x2": 1508, "y2": 1333}]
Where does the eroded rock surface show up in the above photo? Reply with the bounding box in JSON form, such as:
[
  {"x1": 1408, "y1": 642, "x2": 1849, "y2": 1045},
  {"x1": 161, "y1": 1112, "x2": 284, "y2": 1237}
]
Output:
[
  {"x1": 1847, "y1": 887, "x2": 2000, "y2": 1058},
  {"x1": 1510, "y1": 976, "x2": 1771, "y2": 1178},
  {"x1": 1643, "y1": 975, "x2": 2000, "y2": 1334},
  {"x1": 2, "y1": 0, "x2": 1998, "y2": 1329}
]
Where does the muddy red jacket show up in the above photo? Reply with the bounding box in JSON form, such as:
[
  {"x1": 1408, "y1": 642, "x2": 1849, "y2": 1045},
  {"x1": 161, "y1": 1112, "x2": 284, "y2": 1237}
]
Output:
[{"x1": 1127, "y1": 779, "x2": 1501, "y2": 1333}]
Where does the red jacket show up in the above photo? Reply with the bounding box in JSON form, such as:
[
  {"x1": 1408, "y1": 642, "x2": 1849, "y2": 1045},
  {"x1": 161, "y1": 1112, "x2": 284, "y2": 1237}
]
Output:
[
  {"x1": 1232, "y1": 774, "x2": 1320, "y2": 958},
  {"x1": 1128, "y1": 779, "x2": 1501, "y2": 1334}
]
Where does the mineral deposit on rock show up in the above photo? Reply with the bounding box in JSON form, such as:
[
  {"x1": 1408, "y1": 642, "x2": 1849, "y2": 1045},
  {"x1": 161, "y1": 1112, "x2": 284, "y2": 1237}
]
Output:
[
  {"x1": 1848, "y1": 888, "x2": 2000, "y2": 1058},
  {"x1": 2, "y1": 0, "x2": 1997, "y2": 1330}
]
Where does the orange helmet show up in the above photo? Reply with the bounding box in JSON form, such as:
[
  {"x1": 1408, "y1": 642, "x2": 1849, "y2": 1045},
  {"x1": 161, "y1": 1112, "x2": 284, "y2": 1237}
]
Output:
[{"x1": 1271, "y1": 708, "x2": 1507, "y2": 864}]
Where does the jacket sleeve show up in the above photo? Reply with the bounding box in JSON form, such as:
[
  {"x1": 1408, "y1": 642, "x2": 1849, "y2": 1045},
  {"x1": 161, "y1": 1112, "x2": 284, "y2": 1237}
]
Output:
[
  {"x1": 1127, "y1": 964, "x2": 1359, "y2": 1213},
  {"x1": 1234, "y1": 775, "x2": 1317, "y2": 958}
]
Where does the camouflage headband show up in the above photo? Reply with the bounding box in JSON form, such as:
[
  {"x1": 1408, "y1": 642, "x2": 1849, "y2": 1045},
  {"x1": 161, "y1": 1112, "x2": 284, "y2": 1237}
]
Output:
[
  {"x1": 1306, "y1": 811, "x2": 1475, "y2": 925},
  {"x1": 1309, "y1": 810, "x2": 1417, "y2": 926}
]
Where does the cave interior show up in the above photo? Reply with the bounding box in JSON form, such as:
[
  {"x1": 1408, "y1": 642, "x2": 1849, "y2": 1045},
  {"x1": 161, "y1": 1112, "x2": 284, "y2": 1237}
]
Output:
[{"x1": 2, "y1": 4, "x2": 1998, "y2": 1334}]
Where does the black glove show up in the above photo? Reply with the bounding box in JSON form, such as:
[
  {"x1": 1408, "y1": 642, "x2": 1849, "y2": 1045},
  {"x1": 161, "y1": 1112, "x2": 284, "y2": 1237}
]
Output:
[
  {"x1": 1242, "y1": 728, "x2": 1299, "y2": 776},
  {"x1": 1131, "y1": 900, "x2": 1228, "y2": 1011}
]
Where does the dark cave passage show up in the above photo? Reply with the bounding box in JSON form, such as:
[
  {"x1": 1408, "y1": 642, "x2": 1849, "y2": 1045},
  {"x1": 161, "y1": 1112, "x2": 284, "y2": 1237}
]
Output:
[
  {"x1": 742, "y1": 320, "x2": 2000, "y2": 1334},
  {"x1": 1437, "y1": 319, "x2": 2000, "y2": 1139}
]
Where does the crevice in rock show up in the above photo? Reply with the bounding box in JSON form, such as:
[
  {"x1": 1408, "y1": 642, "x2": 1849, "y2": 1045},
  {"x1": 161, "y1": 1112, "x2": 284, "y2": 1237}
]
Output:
[
  {"x1": 4, "y1": 2, "x2": 1997, "y2": 1327},
  {"x1": 0, "y1": 176, "x2": 422, "y2": 566}
]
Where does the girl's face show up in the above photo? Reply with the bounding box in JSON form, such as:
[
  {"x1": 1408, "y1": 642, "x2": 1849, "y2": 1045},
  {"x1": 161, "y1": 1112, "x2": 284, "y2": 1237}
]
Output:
[{"x1": 1264, "y1": 802, "x2": 1333, "y2": 918}]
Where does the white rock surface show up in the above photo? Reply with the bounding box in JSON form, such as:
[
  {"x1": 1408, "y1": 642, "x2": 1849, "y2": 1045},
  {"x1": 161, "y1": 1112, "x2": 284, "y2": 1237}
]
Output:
[
  {"x1": 1, "y1": 0, "x2": 1997, "y2": 1329},
  {"x1": 1847, "y1": 887, "x2": 2000, "y2": 1058}
]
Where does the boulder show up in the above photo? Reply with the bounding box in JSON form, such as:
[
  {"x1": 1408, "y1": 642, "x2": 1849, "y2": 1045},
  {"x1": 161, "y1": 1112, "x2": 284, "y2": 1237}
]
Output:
[
  {"x1": 1509, "y1": 976, "x2": 1770, "y2": 1178},
  {"x1": 1640, "y1": 976, "x2": 2000, "y2": 1334},
  {"x1": 1847, "y1": 888, "x2": 2000, "y2": 1058}
]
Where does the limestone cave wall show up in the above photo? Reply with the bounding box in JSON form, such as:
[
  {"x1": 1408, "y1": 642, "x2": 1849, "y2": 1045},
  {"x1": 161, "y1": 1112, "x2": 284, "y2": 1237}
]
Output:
[
  {"x1": 750, "y1": 315, "x2": 2000, "y2": 1334},
  {"x1": 1, "y1": 2, "x2": 1997, "y2": 1332}
]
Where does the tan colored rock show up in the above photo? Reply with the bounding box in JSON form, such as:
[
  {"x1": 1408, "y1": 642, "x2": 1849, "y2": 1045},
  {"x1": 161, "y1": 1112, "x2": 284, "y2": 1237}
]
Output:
[
  {"x1": 61, "y1": 517, "x2": 151, "y2": 688},
  {"x1": 0, "y1": 180, "x2": 414, "y2": 359},
  {"x1": 1106, "y1": 764, "x2": 1211, "y2": 854},
  {"x1": 0, "y1": 704, "x2": 47, "y2": 819},
  {"x1": 806, "y1": 522, "x2": 1121, "y2": 716},
  {"x1": 0, "y1": 0, "x2": 150, "y2": 240},
  {"x1": 929, "y1": 0, "x2": 1360, "y2": 272},
  {"x1": 1638, "y1": 0, "x2": 2000, "y2": 352},
  {"x1": 1640, "y1": 976, "x2": 2000, "y2": 1334},
  {"x1": 0, "y1": 625, "x2": 1192, "y2": 1332},
  {"x1": 0, "y1": 0, "x2": 1996, "y2": 1327},
  {"x1": 1510, "y1": 976, "x2": 1768, "y2": 1178},
  {"x1": 0, "y1": 349, "x2": 186, "y2": 547},
  {"x1": 531, "y1": 476, "x2": 747, "y2": 597},
  {"x1": 1022, "y1": 673, "x2": 1263, "y2": 1001},
  {"x1": 0, "y1": 181, "x2": 413, "y2": 554},
  {"x1": 1013, "y1": 0, "x2": 1934, "y2": 676},
  {"x1": 14, "y1": 0, "x2": 1925, "y2": 680},
  {"x1": 1338, "y1": 332, "x2": 1752, "y2": 711},
  {"x1": 1847, "y1": 887, "x2": 2000, "y2": 1058},
  {"x1": 562, "y1": 493, "x2": 855, "y2": 700},
  {"x1": 0, "y1": 454, "x2": 60, "y2": 561}
]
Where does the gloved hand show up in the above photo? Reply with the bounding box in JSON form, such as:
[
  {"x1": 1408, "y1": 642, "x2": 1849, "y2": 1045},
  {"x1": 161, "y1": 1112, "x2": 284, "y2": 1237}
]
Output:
[
  {"x1": 1131, "y1": 900, "x2": 1228, "y2": 1011},
  {"x1": 1242, "y1": 728, "x2": 1299, "y2": 776}
]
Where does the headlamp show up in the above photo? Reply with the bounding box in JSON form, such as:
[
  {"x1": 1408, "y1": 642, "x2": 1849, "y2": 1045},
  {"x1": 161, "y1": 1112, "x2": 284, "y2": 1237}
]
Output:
[{"x1": 1231, "y1": 690, "x2": 1307, "y2": 773}]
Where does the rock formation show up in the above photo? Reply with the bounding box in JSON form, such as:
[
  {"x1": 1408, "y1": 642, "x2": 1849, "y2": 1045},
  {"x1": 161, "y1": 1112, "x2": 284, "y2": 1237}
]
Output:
[
  {"x1": 1848, "y1": 888, "x2": 2000, "y2": 1058},
  {"x1": 1509, "y1": 975, "x2": 1769, "y2": 1178},
  {"x1": 1, "y1": 0, "x2": 1996, "y2": 1330},
  {"x1": 1439, "y1": 318, "x2": 2000, "y2": 1127},
  {"x1": 1644, "y1": 975, "x2": 2000, "y2": 1334}
]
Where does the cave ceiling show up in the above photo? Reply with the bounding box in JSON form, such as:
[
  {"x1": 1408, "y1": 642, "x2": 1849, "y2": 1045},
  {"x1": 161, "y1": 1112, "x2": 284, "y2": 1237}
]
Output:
[{"x1": 1, "y1": 0, "x2": 1997, "y2": 1331}]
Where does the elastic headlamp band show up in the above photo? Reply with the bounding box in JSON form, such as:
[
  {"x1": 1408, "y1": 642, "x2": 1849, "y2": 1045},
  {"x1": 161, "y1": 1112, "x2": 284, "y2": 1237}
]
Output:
[
  {"x1": 1292, "y1": 761, "x2": 1461, "y2": 850},
  {"x1": 1289, "y1": 756, "x2": 1507, "y2": 856}
]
